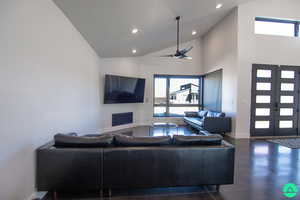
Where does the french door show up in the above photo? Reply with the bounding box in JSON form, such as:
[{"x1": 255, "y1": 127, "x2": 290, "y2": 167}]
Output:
[{"x1": 251, "y1": 64, "x2": 300, "y2": 137}]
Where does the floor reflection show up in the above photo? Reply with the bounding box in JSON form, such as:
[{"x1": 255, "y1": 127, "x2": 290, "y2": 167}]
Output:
[{"x1": 249, "y1": 140, "x2": 300, "y2": 199}]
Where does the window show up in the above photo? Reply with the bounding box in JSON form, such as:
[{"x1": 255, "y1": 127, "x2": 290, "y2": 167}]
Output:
[
  {"x1": 255, "y1": 17, "x2": 300, "y2": 37},
  {"x1": 154, "y1": 75, "x2": 202, "y2": 117}
]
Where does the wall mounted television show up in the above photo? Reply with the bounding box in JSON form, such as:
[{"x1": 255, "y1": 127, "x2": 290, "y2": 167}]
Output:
[{"x1": 104, "y1": 74, "x2": 146, "y2": 104}]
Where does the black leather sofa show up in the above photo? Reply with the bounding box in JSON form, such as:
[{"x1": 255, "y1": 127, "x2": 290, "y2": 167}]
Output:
[
  {"x1": 184, "y1": 110, "x2": 231, "y2": 134},
  {"x1": 36, "y1": 133, "x2": 235, "y2": 195}
]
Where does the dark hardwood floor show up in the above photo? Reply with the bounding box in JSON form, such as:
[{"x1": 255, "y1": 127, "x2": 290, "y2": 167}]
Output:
[{"x1": 46, "y1": 126, "x2": 300, "y2": 200}]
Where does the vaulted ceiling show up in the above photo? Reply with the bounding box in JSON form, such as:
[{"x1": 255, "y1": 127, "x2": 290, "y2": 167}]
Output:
[{"x1": 53, "y1": 0, "x2": 254, "y2": 58}]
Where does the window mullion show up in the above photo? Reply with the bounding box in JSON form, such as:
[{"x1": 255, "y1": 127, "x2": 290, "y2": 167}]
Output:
[
  {"x1": 166, "y1": 76, "x2": 170, "y2": 116},
  {"x1": 295, "y1": 22, "x2": 299, "y2": 37},
  {"x1": 199, "y1": 77, "x2": 203, "y2": 110}
]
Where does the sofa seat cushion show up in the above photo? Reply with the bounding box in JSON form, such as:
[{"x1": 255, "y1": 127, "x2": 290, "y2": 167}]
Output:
[
  {"x1": 206, "y1": 111, "x2": 225, "y2": 117},
  {"x1": 114, "y1": 135, "x2": 171, "y2": 146},
  {"x1": 54, "y1": 133, "x2": 114, "y2": 147},
  {"x1": 173, "y1": 135, "x2": 223, "y2": 146},
  {"x1": 184, "y1": 117, "x2": 203, "y2": 127}
]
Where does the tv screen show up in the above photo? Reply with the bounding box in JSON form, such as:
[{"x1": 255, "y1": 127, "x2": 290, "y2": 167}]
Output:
[{"x1": 104, "y1": 75, "x2": 146, "y2": 104}]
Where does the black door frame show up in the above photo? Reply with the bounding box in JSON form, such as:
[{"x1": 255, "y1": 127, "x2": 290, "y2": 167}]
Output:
[
  {"x1": 250, "y1": 64, "x2": 277, "y2": 136},
  {"x1": 250, "y1": 64, "x2": 300, "y2": 137},
  {"x1": 275, "y1": 65, "x2": 300, "y2": 136}
]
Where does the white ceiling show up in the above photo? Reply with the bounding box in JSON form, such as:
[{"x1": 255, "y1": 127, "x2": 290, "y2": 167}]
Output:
[{"x1": 53, "y1": 0, "x2": 254, "y2": 58}]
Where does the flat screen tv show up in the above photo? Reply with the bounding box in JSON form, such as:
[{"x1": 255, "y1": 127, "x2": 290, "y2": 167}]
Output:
[{"x1": 104, "y1": 74, "x2": 146, "y2": 104}]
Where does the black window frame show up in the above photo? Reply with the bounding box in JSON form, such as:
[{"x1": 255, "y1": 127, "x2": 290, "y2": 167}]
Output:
[
  {"x1": 153, "y1": 74, "x2": 204, "y2": 117},
  {"x1": 255, "y1": 17, "x2": 300, "y2": 37}
]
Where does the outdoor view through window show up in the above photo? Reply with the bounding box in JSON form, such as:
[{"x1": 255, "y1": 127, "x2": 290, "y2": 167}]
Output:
[{"x1": 154, "y1": 75, "x2": 201, "y2": 117}]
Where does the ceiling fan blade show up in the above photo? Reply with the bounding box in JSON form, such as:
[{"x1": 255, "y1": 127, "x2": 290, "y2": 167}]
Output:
[
  {"x1": 159, "y1": 54, "x2": 175, "y2": 57},
  {"x1": 183, "y1": 56, "x2": 193, "y2": 60},
  {"x1": 179, "y1": 46, "x2": 193, "y2": 55},
  {"x1": 177, "y1": 54, "x2": 192, "y2": 60}
]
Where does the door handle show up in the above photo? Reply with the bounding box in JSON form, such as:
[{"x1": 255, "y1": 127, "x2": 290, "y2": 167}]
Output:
[{"x1": 274, "y1": 102, "x2": 278, "y2": 112}]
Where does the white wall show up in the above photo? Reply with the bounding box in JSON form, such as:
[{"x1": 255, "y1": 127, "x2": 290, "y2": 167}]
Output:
[
  {"x1": 236, "y1": 0, "x2": 300, "y2": 138},
  {"x1": 202, "y1": 9, "x2": 238, "y2": 137},
  {"x1": 99, "y1": 58, "x2": 141, "y2": 132},
  {"x1": 202, "y1": 0, "x2": 300, "y2": 138},
  {"x1": 138, "y1": 39, "x2": 203, "y2": 125},
  {"x1": 0, "y1": 0, "x2": 102, "y2": 199},
  {"x1": 97, "y1": 39, "x2": 203, "y2": 131}
]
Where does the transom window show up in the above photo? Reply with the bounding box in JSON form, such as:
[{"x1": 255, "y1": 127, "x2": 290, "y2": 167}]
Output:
[
  {"x1": 154, "y1": 75, "x2": 202, "y2": 117},
  {"x1": 255, "y1": 17, "x2": 299, "y2": 37}
]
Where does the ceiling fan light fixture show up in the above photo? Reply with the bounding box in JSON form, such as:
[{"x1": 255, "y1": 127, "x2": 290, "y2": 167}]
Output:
[
  {"x1": 132, "y1": 49, "x2": 137, "y2": 54},
  {"x1": 192, "y1": 30, "x2": 197, "y2": 35}
]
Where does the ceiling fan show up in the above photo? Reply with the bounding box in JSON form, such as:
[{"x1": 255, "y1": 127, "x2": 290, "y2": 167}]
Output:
[{"x1": 160, "y1": 16, "x2": 193, "y2": 60}]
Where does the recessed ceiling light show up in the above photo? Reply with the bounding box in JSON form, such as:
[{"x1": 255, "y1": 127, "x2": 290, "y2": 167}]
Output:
[
  {"x1": 132, "y1": 49, "x2": 137, "y2": 54},
  {"x1": 192, "y1": 31, "x2": 197, "y2": 35},
  {"x1": 216, "y1": 3, "x2": 223, "y2": 9},
  {"x1": 131, "y1": 28, "x2": 139, "y2": 34}
]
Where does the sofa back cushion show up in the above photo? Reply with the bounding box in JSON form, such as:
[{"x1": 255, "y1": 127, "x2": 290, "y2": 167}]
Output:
[
  {"x1": 173, "y1": 135, "x2": 223, "y2": 146},
  {"x1": 198, "y1": 110, "x2": 208, "y2": 118},
  {"x1": 54, "y1": 133, "x2": 114, "y2": 147},
  {"x1": 184, "y1": 112, "x2": 198, "y2": 117},
  {"x1": 206, "y1": 111, "x2": 225, "y2": 117},
  {"x1": 114, "y1": 135, "x2": 172, "y2": 146}
]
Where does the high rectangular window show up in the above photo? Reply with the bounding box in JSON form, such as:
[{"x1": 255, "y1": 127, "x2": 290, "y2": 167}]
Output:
[
  {"x1": 154, "y1": 75, "x2": 202, "y2": 117},
  {"x1": 255, "y1": 17, "x2": 299, "y2": 37}
]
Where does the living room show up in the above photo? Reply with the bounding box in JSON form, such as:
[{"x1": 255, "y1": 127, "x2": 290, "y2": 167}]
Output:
[{"x1": 1, "y1": 0, "x2": 300, "y2": 200}]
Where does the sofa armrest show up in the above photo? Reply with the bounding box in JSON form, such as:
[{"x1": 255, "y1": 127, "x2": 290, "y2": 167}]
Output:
[
  {"x1": 184, "y1": 111, "x2": 198, "y2": 117},
  {"x1": 203, "y1": 117, "x2": 232, "y2": 133}
]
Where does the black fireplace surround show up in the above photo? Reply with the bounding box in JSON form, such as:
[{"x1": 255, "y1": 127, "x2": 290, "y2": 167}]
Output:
[{"x1": 36, "y1": 133, "x2": 235, "y2": 193}]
